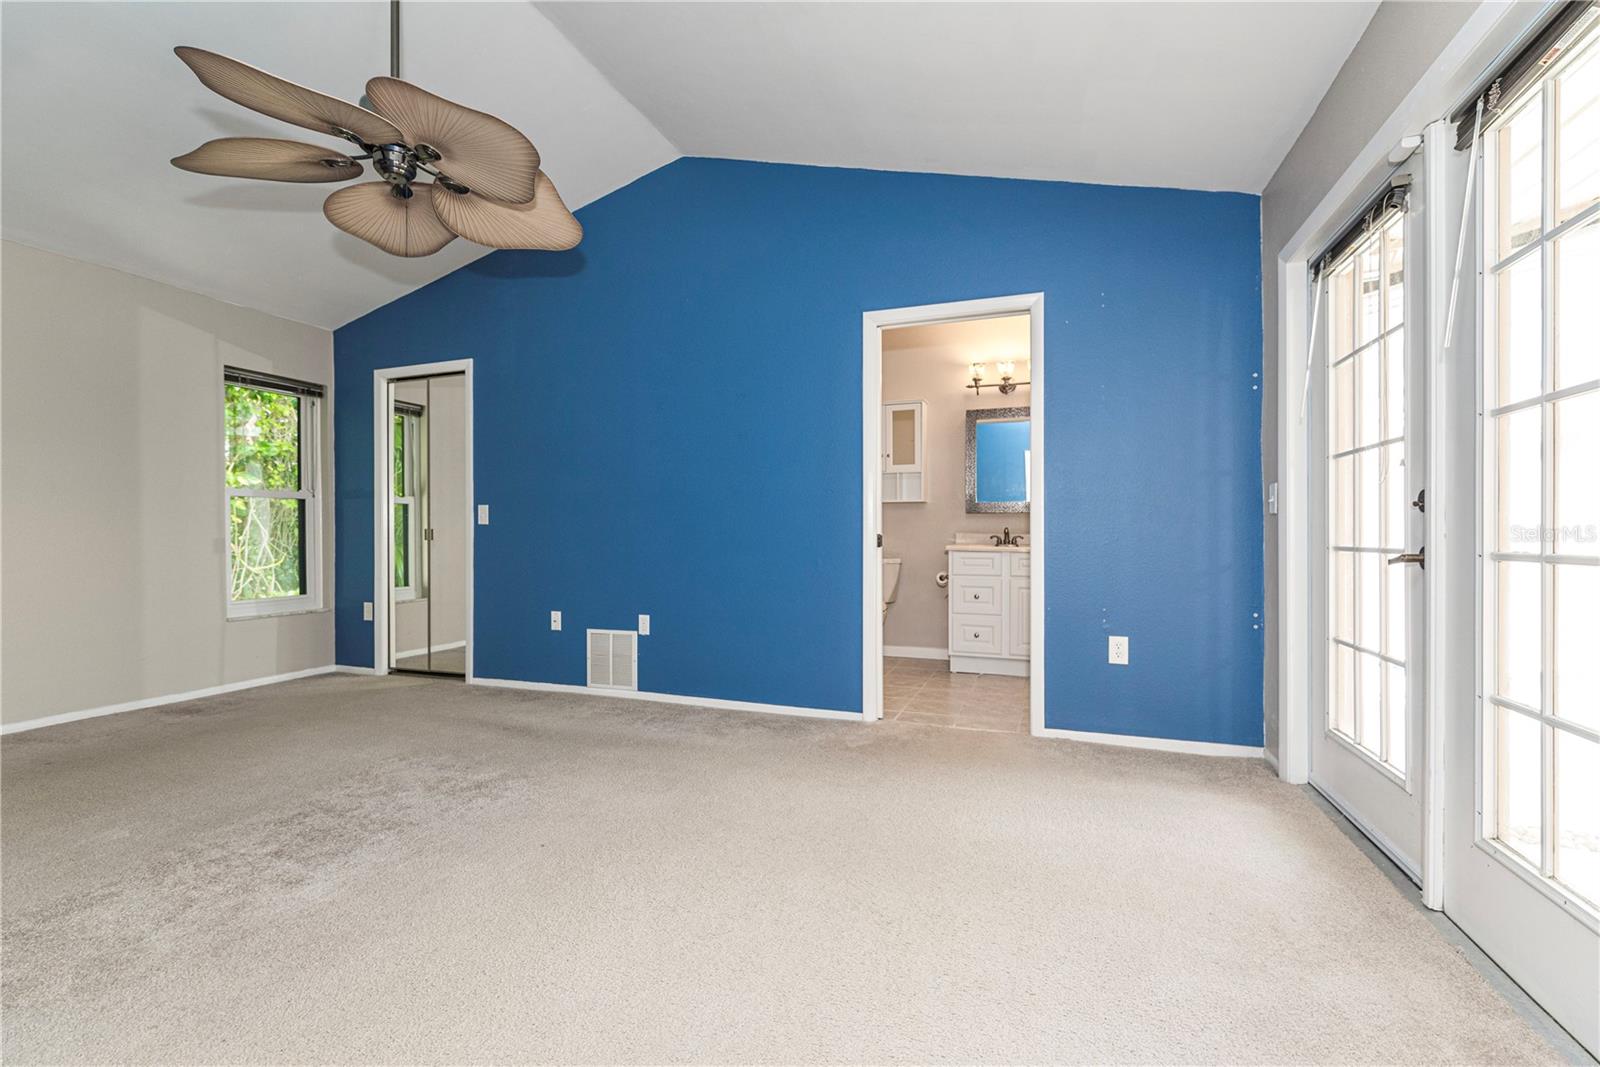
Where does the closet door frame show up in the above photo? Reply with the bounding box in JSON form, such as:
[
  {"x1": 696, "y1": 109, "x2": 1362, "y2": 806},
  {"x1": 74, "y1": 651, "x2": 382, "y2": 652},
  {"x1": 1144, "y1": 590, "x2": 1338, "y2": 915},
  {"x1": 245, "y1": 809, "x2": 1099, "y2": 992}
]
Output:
[{"x1": 372, "y1": 358, "x2": 475, "y2": 680}]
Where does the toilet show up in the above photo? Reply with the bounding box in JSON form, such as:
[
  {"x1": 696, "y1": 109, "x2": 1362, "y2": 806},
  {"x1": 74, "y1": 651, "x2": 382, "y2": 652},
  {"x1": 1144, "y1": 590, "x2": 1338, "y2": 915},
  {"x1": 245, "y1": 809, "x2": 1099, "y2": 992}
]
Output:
[{"x1": 882, "y1": 557, "x2": 902, "y2": 617}]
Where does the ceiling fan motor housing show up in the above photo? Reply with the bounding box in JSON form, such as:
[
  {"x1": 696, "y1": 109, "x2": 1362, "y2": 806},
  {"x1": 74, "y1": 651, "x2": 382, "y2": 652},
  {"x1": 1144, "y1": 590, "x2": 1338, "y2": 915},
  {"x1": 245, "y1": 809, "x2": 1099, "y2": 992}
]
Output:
[{"x1": 374, "y1": 143, "x2": 418, "y2": 196}]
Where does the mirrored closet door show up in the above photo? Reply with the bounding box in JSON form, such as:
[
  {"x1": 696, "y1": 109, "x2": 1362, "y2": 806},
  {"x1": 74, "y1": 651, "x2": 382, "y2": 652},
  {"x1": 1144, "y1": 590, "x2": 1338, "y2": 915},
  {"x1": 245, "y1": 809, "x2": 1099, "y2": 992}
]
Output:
[{"x1": 388, "y1": 373, "x2": 467, "y2": 676}]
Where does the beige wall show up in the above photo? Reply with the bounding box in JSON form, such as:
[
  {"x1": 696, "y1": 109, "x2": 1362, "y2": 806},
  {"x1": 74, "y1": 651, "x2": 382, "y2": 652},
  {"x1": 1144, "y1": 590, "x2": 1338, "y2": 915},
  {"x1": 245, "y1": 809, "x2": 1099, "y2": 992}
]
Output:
[
  {"x1": 392, "y1": 374, "x2": 467, "y2": 658},
  {"x1": 1, "y1": 241, "x2": 335, "y2": 725},
  {"x1": 1258, "y1": 1, "x2": 1477, "y2": 762},
  {"x1": 882, "y1": 315, "x2": 1030, "y2": 651}
]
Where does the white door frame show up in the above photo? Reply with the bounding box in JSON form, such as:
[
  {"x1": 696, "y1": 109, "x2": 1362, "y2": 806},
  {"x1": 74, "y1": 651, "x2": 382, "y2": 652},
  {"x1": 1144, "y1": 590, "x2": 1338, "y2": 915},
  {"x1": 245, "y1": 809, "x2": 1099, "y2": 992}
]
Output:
[
  {"x1": 860, "y1": 293, "x2": 1045, "y2": 731},
  {"x1": 371, "y1": 359, "x2": 475, "y2": 681}
]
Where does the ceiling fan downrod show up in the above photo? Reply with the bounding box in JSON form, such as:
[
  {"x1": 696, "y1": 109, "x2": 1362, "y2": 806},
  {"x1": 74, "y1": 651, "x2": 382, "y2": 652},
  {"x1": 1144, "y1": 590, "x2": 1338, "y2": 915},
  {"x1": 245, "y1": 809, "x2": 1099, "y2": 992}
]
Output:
[{"x1": 365, "y1": 0, "x2": 469, "y2": 200}]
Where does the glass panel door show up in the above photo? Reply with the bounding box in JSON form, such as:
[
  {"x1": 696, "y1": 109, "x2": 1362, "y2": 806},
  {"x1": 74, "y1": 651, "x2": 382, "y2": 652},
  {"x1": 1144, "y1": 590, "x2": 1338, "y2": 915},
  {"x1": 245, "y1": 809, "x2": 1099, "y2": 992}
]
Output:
[
  {"x1": 1312, "y1": 196, "x2": 1427, "y2": 878},
  {"x1": 1446, "y1": 31, "x2": 1599, "y2": 1057}
]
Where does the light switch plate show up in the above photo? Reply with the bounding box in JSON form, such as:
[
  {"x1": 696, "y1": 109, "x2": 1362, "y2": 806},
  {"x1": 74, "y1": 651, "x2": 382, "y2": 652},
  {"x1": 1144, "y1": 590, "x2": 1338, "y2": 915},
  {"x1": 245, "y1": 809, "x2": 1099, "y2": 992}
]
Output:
[
  {"x1": 638, "y1": 614, "x2": 650, "y2": 636},
  {"x1": 477, "y1": 504, "x2": 490, "y2": 525},
  {"x1": 1108, "y1": 635, "x2": 1129, "y2": 665},
  {"x1": 362, "y1": 601, "x2": 373, "y2": 622},
  {"x1": 550, "y1": 610, "x2": 562, "y2": 631}
]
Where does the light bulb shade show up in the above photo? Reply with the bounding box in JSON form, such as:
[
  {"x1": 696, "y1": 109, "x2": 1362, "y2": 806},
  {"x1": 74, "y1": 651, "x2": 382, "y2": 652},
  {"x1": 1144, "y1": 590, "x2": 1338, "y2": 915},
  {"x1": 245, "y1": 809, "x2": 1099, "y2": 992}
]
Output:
[
  {"x1": 969, "y1": 363, "x2": 987, "y2": 380},
  {"x1": 997, "y1": 361, "x2": 1016, "y2": 377}
]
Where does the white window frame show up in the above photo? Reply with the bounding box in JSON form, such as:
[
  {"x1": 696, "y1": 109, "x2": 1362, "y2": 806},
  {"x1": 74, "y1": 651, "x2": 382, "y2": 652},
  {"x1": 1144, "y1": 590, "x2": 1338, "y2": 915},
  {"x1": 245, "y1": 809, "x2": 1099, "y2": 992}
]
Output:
[
  {"x1": 1476, "y1": 31, "x2": 1600, "y2": 922},
  {"x1": 224, "y1": 378, "x2": 323, "y2": 620},
  {"x1": 392, "y1": 410, "x2": 421, "y2": 604}
]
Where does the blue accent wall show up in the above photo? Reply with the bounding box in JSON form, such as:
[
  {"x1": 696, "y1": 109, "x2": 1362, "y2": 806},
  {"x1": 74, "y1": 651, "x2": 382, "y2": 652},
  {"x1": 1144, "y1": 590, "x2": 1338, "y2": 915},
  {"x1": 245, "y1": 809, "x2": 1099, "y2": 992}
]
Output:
[{"x1": 335, "y1": 158, "x2": 1263, "y2": 746}]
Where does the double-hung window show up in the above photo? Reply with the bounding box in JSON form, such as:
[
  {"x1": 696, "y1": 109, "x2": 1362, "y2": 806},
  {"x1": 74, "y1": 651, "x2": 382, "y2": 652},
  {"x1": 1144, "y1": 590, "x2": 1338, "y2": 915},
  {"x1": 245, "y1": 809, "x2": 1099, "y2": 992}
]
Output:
[
  {"x1": 224, "y1": 368, "x2": 323, "y2": 618},
  {"x1": 392, "y1": 404, "x2": 422, "y2": 602},
  {"x1": 1479, "y1": 21, "x2": 1599, "y2": 910}
]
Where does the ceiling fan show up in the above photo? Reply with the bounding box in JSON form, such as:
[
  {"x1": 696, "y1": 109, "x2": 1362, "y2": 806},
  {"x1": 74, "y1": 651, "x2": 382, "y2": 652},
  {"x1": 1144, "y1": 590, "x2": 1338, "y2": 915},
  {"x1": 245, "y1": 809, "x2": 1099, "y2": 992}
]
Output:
[{"x1": 169, "y1": 2, "x2": 580, "y2": 258}]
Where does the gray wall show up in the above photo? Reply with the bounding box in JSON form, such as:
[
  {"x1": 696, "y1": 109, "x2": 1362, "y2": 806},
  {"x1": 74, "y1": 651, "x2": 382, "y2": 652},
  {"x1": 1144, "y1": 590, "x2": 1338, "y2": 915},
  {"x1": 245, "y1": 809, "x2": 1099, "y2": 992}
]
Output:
[
  {"x1": 1259, "y1": 1, "x2": 1478, "y2": 763},
  {"x1": 1, "y1": 241, "x2": 335, "y2": 725},
  {"x1": 882, "y1": 316, "x2": 1031, "y2": 652}
]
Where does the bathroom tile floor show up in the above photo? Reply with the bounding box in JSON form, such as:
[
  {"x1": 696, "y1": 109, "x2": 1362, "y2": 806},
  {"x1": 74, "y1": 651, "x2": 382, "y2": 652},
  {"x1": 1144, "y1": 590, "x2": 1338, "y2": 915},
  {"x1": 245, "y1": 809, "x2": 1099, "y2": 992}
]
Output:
[{"x1": 882, "y1": 656, "x2": 1030, "y2": 733}]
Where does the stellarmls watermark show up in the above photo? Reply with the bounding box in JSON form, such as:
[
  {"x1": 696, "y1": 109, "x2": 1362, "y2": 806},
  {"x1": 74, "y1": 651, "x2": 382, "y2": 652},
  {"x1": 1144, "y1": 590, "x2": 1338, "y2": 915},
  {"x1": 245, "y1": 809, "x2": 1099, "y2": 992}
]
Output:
[{"x1": 1508, "y1": 524, "x2": 1598, "y2": 545}]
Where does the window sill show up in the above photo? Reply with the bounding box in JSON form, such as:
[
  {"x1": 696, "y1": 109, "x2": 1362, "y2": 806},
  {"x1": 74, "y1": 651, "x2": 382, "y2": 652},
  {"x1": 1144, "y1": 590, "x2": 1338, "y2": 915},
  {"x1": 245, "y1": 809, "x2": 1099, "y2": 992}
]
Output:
[{"x1": 226, "y1": 605, "x2": 329, "y2": 622}]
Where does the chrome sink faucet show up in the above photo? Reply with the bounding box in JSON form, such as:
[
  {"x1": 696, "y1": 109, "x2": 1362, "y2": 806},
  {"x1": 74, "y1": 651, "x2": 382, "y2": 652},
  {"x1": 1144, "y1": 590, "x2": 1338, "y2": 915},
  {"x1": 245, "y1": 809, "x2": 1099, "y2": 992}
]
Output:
[{"x1": 991, "y1": 527, "x2": 1023, "y2": 547}]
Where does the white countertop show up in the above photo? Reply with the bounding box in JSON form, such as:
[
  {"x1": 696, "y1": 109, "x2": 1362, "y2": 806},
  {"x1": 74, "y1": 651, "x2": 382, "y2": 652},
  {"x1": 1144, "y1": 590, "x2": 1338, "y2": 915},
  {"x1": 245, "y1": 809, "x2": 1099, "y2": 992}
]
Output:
[{"x1": 945, "y1": 543, "x2": 1027, "y2": 553}]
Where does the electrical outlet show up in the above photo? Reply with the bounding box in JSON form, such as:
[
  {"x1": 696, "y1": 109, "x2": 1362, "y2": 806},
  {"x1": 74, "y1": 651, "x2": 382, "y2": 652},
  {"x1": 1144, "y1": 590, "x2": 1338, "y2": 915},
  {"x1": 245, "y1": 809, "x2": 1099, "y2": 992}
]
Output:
[
  {"x1": 362, "y1": 601, "x2": 373, "y2": 622},
  {"x1": 638, "y1": 614, "x2": 650, "y2": 636},
  {"x1": 1108, "y1": 635, "x2": 1129, "y2": 665},
  {"x1": 550, "y1": 610, "x2": 562, "y2": 631},
  {"x1": 477, "y1": 504, "x2": 490, "y2": 525}
]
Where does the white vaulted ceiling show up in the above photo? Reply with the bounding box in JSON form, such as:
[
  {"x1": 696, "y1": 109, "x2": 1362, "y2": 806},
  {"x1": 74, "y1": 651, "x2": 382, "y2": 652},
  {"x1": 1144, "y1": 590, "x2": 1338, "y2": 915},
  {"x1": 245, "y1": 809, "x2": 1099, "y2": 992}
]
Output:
[
  {"x1": 0, "y1": 2, "x2": 1376, "y2": 328},
  {"x1": 537, "y1": 1, "x2": 1379, "y2": 193}
]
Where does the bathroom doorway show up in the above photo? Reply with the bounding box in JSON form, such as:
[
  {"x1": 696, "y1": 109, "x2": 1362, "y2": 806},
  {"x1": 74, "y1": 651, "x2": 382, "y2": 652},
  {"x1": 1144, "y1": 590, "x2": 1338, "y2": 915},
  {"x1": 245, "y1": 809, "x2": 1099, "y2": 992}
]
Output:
[
  {"x1": 372, "y1": 359, "x2": 475, "y2": 680},
  {"x1": 861, "y1": 294, "x2": 1044, "y2": 732}
]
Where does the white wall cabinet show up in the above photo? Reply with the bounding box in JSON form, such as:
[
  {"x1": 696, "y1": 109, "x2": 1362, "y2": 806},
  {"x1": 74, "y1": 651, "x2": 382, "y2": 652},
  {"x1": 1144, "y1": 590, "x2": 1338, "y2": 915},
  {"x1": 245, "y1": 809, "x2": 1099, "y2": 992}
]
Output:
[
  {"x1": 947, "y1": 547, "x2": 1029, "y2": 676},
  {"x1": 882, "y1": 401, "x2": 925, "y2": 503}
]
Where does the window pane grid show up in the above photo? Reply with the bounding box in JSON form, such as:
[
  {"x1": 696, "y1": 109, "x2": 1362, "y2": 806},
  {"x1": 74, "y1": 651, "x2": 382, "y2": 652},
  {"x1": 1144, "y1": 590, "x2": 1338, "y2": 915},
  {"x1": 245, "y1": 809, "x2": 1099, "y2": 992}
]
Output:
[
  {"x1": 1483, "y1": 59, "x2": 1600, "y2": 910},
  {"x1": 392, "y1": 411, "x2": 421, "y2": 600},
  {"x1": 1327, "y1": 215, "x2": 1408, "y2": 776}
]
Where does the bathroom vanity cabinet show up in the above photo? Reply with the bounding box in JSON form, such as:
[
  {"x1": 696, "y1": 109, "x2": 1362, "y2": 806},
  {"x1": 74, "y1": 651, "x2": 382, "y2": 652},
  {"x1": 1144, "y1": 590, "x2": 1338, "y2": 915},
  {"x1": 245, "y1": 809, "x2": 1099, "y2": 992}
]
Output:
[{"x1": 945, "y1": 546, "x2": 1030, "y2": 676}]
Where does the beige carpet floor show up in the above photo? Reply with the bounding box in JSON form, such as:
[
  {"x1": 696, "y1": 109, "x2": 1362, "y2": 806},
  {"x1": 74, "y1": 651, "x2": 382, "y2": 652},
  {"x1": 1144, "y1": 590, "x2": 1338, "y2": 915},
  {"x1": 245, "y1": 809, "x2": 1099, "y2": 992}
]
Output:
[{"x1": 0, "y1": 674, "x2": 1562, "y2": 1064}]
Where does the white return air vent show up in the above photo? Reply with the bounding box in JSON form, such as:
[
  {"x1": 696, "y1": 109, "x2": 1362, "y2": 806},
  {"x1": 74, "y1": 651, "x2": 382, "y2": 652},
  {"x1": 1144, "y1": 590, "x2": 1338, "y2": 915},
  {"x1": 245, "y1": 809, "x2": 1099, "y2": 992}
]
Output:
[{"x1": 587, "y1": 629, "x2": 638, "y2": 690}]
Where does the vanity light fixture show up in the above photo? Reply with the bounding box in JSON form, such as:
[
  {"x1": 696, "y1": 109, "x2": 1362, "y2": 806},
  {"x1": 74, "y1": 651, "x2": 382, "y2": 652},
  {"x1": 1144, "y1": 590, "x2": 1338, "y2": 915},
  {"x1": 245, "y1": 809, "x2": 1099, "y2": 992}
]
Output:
[{"x1": 968, "y1": 359, "x2": 1030, "y2": 395}]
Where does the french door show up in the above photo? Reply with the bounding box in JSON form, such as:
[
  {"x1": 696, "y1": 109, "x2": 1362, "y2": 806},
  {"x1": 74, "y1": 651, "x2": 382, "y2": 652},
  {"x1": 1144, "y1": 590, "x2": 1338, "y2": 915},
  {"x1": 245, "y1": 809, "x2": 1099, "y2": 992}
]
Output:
[
  {"x1": 1311, "y1": 185, "x2": 1429, "y2": 878},
  {"x1": 1444, "y1": 31, "x2": 1599, "y2": 1054}
]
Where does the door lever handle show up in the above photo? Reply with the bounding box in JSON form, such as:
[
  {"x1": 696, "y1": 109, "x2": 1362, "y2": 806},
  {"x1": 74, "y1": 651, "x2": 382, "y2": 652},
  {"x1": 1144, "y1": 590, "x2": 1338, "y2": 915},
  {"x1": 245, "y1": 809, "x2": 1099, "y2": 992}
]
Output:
[{"x1": 1387, "y1": 547, "x2": 1425, "y2": 570}]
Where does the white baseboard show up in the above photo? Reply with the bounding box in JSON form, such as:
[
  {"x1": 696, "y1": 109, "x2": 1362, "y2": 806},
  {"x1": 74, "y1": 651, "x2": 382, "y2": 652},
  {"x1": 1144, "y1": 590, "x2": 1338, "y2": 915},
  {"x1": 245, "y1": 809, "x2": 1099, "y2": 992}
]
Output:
[
  {"x1": 0, "y1": 665, "x2": 338, "y2": 735},
  {"x1": 1311, "y1": 777, "x2": 1422, "y2": 886},
  {"x1": 472, "y1": 677, "x2": 861, "y2": 722},
  {"x1": 883, "y1": 645, "x2": 948, "y2": 661},
  {"x1": 334, "y1": 665, "x2": 379, "y2": 676},
  {"x1": 392, "y1": 639, "x2": 465, "y2": 660},
  {"x1": 1033, "y1": 725, "x2": 1263, "y2": 759},
  {"x1": 949, "y1": 653, "x2": 1028, "y2": 677},
  {"x1": 1263, "y1": 745, "x2": 1281, "y2": 774}
]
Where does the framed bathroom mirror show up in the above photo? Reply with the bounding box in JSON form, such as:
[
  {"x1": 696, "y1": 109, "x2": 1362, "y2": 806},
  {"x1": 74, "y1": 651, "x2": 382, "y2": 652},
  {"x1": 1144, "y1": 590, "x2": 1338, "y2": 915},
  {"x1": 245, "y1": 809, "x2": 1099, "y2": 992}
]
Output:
[{"x1": 965, "y1": 407, "x2": 1030, "y2": 513}]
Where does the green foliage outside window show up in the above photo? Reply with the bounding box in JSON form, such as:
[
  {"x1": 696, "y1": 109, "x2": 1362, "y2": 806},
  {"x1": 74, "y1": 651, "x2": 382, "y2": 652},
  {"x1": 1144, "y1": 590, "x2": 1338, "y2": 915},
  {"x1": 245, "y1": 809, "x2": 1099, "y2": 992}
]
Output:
[
  {"x1": 393, "y1": 413, "x2": 406, "y2": 497},
  {"x1": 394, "y1": 503, "x2": 410, "y2": 588},
  {"x1": 393, "y1": 413, "x2": 412, "y2": 590},
  {"x1": 226, "y1": 385, "x2": 305, "y2": 601}
]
